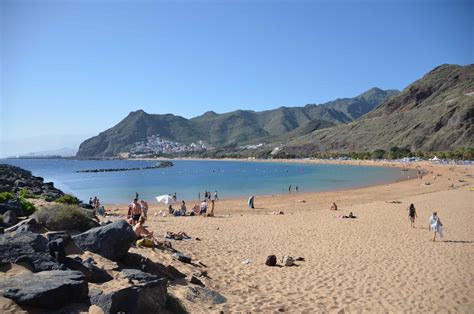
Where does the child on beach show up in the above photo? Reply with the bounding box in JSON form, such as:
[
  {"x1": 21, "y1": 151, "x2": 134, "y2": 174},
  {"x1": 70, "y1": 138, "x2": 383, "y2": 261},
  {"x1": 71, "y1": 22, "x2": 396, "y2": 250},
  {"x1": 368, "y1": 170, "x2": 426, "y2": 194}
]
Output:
[
  {"x1": 330, "y1": 202, "x2": 338, "y2": 211},
  {"x1": 408, "y1": 203, "x2": 417, "y2": 228},
  {"x1": 429, "y1": 212, "x2": 443, "y2": 242}
]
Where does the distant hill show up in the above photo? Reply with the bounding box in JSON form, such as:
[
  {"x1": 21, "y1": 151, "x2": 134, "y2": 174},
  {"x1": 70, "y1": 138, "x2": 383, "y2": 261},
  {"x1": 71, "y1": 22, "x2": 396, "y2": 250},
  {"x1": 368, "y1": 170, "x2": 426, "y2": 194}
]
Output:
[
  {"x1": 77, "y1": 88, "x2": 397, "y2": 157},
  {"x1": 287, "y1": 64, "x2": 474, "y2": 153}
]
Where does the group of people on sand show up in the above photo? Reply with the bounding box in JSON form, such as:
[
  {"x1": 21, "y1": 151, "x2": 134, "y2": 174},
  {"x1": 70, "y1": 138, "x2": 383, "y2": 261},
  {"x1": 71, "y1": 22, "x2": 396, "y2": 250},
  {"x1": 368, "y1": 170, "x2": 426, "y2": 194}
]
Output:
[
  {"x1": 407, "y1": 204, "x2": 444, "y2": 241},
  {"x1": 89, "y1": 196, "x2": 106, "y2": 216}
]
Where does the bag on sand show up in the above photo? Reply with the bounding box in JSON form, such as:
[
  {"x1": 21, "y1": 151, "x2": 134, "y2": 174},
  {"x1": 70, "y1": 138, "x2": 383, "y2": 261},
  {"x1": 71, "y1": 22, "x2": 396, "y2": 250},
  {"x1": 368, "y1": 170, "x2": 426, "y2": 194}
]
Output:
[
  {"x1": 282, "y1": 256, "x2": 294, "y2": 266},
  {"x1": 265, "y1": 255, "x2": 277, "y2": 266},
  {"x1": 137, "y1": 238, "x2": 154, "y2": 247}
]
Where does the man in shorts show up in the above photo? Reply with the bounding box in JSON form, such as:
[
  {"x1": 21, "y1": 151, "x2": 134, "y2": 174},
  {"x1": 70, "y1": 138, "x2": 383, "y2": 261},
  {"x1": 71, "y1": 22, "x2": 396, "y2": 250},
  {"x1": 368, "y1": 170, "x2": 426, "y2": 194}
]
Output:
[{"x1": 131, "y1": 198, "x2": 142, "y2": 225}]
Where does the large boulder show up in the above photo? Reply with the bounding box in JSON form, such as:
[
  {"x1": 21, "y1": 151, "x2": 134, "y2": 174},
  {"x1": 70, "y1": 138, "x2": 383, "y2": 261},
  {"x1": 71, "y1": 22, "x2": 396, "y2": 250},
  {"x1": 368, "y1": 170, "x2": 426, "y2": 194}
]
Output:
[
  {"x1": 2, "y1": 210, "x2": 17, "y2": 226},
  {"x1": 120, "y1": 252, "x2": 186, "y2": 280},
  {"x1": 0, "y1": 270, "x2": 88, "y2": 309},
  {"x1": 0, "y1": 199, "x2": 25, "y2": 216},
  {"x1": 5, "y1": 217, "x2": 45, "y2": 233},
  {"x1": 72, "y1": 220, "x2": 136, "y2": 261},
  {"x1": 0, "y1": 232, "x2": 60, "y2": 272},
  {"x1": 121, "y1": 269, "x2": 159, "y2": 283},
  {"x1": 90, "y1": 278, "x2": 167, "y2": 313},
  {"x1": 65, "y1": 256, "x2": 113, "y2": 283}
]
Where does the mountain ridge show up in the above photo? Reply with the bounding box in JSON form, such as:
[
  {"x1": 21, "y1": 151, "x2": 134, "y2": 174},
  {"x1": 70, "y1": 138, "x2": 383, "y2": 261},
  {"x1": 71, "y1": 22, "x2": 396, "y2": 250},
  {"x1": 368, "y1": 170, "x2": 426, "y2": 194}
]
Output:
[{"x1": 77, "y1": 87, "x2": 397, "y2": 157}]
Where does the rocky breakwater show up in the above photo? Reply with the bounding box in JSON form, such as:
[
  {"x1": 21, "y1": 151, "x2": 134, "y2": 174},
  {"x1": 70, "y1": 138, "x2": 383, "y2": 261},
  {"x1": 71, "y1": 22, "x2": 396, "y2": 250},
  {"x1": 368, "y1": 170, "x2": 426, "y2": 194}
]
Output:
[
  {"x1": 76, "y1": 160, "x2": 174, "y2": 173},
  {"x1": 0, "y1": 164, "x2": 64, "y2": 201}
]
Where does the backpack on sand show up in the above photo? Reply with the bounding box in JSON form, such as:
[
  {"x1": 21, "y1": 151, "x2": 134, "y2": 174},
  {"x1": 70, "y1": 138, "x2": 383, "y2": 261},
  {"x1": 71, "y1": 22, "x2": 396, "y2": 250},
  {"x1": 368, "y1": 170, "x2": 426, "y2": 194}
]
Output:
[{"x1": 265, "y1": 255, "x2": 277, "y2": 266}]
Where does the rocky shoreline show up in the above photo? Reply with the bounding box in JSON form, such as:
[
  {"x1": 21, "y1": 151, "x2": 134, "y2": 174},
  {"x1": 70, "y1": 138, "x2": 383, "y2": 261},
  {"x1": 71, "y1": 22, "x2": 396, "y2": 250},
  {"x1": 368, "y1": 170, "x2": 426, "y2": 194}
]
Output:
[{"x1": 0, "y1": 164, "x2": 222, "y2": 313}]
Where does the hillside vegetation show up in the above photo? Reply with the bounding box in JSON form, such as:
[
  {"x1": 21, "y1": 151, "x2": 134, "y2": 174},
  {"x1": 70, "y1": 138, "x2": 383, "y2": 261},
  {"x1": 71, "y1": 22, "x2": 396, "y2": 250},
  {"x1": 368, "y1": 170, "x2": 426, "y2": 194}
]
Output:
[
  {"x1": 77, "y1": 88, "x2": 397, "y2": 157},
  {"x1": 288, "y1": 64, "x2": 474, "y2": 153}
]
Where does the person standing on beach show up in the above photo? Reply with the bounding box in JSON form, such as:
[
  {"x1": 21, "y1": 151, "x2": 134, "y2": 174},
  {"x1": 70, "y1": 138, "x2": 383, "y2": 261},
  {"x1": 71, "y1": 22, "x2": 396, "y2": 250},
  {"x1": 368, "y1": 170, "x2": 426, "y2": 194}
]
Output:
[
  {"x1": 214, "y1": 190, "x2": 219, "y2": 200},
  {"x1": 135, "y1": 192, "x2": 139, "y2": 199},
  {"x1": 288, "y1": 185, "x2": 292, "y2": 192},
  {"x1": 429, "y1": 212, "x2": 443, "y2": 242},
  {"x1": 140, "y1": 199, "x2": 149, "y2": 220},
  {"x1": 248, "y1": 196, "x2": 255, "y2": 209},
  {"x1": 408, "y1": 204, "x2": 417, "y2": 228},
  {"x1": 131, "y1": 198, "x2": 142, "y2": 225},
  {"x1": 296, "y1": 186, "x2": 299, "y2": 192}
]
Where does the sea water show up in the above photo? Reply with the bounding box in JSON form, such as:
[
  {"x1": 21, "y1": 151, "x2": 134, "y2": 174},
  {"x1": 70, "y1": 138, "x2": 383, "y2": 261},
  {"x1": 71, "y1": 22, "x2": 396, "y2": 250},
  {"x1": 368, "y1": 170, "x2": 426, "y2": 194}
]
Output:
[{"x1": 1, "y1": 159, "x2": 409, "y2": 203}]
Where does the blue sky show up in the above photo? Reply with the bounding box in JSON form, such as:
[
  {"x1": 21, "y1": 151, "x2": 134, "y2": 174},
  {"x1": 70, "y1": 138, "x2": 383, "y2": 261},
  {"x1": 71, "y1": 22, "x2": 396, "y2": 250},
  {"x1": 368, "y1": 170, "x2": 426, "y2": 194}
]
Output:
[{"x1": 1, "y1": 0, "x2": 472, "y2": 156}]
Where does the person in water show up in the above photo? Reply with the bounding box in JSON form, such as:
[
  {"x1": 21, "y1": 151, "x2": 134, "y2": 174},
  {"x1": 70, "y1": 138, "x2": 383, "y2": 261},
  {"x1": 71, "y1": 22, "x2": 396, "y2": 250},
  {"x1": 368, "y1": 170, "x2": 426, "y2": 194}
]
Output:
[
  {"x1": 408, "y1": 203, "x2": 417, "y2": 228},
  {"x1": 429, "y1": 212, "x2": 443, "y2": 242}
]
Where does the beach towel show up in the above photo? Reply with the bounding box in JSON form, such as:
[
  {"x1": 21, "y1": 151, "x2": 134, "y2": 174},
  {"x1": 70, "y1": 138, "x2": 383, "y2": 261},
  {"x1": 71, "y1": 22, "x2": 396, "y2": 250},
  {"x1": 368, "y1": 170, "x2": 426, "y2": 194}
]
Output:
[{"x1": 429, "y1": 214, "x2": 444, "y2": 238}]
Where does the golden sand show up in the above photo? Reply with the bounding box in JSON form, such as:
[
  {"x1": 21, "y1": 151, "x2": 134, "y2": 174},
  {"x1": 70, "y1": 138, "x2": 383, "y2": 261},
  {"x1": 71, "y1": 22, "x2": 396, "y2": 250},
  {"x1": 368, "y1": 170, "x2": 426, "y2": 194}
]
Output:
[{"x1": 105, "y1": 160, "x2": 473, "y2": 312}]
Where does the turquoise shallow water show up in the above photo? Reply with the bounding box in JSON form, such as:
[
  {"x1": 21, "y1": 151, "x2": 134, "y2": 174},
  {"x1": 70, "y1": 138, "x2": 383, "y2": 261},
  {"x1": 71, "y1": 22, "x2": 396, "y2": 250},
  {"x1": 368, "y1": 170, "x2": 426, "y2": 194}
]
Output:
[{"x1": 1, "y1": 159, "x2": 409, "y2": 203}]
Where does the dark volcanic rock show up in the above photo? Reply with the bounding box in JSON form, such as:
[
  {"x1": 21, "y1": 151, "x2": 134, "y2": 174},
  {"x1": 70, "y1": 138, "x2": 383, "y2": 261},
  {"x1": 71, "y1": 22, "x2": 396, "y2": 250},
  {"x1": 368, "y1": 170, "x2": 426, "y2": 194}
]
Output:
[
  {"x1": 0, "y1": 198, "x2": 25, "y2": 216},
  {"x1": 2, "y1": 210, "x2": 18, "y2": 226},
  {"x1": 0, "y1": 164, "x2": 64, "y2": 201},
  {"x1": 65, "y1": 256, "x2": 113, "y2": 283},
  {"x1": 121, "y1": 269, "x2": 159, "y2": 283},
  {"x1": 0, "y1": 232, "x2": 60, "y2": 272},
  {"x1": 90, "y1": 279, "x2": 167, "y2": 313},
  {"x1": 72, "y1": 220, "x2": 136, "y2": 261},
  {"x1": 0, "y1": 270, "x2": 88, "y2": 309},
  {"x1": 120, "y1": 252, "x2": 186, "y2": 280},
  {"x1": 5, "y1": 217, "x2": 44, "y2": 233}
]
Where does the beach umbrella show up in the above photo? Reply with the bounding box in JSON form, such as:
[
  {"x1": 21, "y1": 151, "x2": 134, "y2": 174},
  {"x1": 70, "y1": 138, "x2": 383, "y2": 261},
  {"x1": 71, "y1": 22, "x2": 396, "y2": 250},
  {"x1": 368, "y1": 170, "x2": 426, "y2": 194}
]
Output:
[{"x1": 156, "y1": 194, "x2": 174, "y2": 205}]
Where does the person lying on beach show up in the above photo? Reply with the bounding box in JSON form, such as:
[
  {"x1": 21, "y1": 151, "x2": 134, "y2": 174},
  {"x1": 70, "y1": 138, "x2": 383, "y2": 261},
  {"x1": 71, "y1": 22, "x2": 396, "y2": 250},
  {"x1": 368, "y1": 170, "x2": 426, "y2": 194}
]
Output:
[
  {"x1": 340, "y1": 212, "x2": 357, "y2": 219},
  {"x1": 133, "y1": 216, "x2": 154, "y2": 239},
  {"x1": 330, "y1": 202, "x2": 338, "y2": 211},
  {"x1": 165, "y1": 231, "x2": 191, "y2": 240}
]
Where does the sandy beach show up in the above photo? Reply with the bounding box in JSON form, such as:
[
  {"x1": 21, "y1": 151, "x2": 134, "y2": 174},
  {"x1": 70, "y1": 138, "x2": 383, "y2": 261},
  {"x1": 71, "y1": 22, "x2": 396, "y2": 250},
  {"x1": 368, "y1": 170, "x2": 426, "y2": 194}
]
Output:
[{"x1": 105, "y1": 160, "x2": 474, "y2": 312}]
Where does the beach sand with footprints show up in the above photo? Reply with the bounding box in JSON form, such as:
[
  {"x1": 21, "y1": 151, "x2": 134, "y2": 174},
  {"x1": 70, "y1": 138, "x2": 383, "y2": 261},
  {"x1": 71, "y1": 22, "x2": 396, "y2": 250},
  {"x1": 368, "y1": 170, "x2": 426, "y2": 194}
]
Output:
[{"x1": 105, "y1": 160, "x2": 474, "y2": 312}]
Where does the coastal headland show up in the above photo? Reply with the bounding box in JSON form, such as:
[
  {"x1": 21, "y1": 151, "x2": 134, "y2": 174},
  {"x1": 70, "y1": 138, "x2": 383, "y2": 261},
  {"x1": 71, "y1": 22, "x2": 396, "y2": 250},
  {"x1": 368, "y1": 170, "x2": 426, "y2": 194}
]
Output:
[{"x1": 103, "y1": 159, "x2": 474, "y2": 312}]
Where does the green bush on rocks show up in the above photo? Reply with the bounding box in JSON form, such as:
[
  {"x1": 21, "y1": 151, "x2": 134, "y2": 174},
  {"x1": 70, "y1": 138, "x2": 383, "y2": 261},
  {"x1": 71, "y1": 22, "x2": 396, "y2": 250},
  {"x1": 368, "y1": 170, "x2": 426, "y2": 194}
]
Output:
[
  {"x1": 35, "y1": 204, "x2": 97, "y2": 232},
  {"x1": 56, "y1": 194, "x2": 80, "y2": 205}
]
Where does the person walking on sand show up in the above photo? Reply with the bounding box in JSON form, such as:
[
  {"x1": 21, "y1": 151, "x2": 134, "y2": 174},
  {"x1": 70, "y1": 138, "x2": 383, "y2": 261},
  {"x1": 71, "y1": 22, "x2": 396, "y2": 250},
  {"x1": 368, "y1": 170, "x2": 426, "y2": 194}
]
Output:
[
  {"x1": 408, "y1": 203, "x2": 417, "y2": 228},
  {"x1": 214, "y1": 190, "x2": 219, "y2": 201},
  {"x1": 248, "y1": 196, "x2": 255, "y2": 209},
  {"x1": 429, "y1": 212, "x2": 443, "y2": 242}
]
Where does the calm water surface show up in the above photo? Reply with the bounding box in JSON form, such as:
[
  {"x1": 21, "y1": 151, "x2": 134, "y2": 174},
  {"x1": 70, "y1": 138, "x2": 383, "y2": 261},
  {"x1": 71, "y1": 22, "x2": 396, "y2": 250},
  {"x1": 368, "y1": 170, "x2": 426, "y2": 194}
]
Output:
[{"x1": 1, "y1": 159, "x2": 409, "y2": 203}]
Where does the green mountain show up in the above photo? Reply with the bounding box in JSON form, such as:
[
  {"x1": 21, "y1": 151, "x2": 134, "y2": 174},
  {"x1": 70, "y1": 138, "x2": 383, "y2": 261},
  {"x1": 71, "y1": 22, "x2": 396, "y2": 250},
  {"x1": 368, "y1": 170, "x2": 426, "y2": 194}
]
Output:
[
  {"x1": 77, "y1": 88, "x2": 397, "y2": 157},
  {"x1": 287, "y1": 64, "x2": 474, "y2": 153}
]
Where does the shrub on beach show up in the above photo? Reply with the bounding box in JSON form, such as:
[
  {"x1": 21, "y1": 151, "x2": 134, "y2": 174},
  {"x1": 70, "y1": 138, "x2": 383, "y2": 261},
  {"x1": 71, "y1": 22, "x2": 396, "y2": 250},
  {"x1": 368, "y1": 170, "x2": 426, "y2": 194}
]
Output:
[
  {"x1": 35, "y1": 204, "x2": 97, "y2": 232},
  {"x1": 56, "y1": 194, "x2": 80, "y2": 205},
  {"x1": 20, "y1": 198, "x2": 36, "y2": 215},
  {"x1": 0, "y1": 192, "x2": 15, "y2": 203}
]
